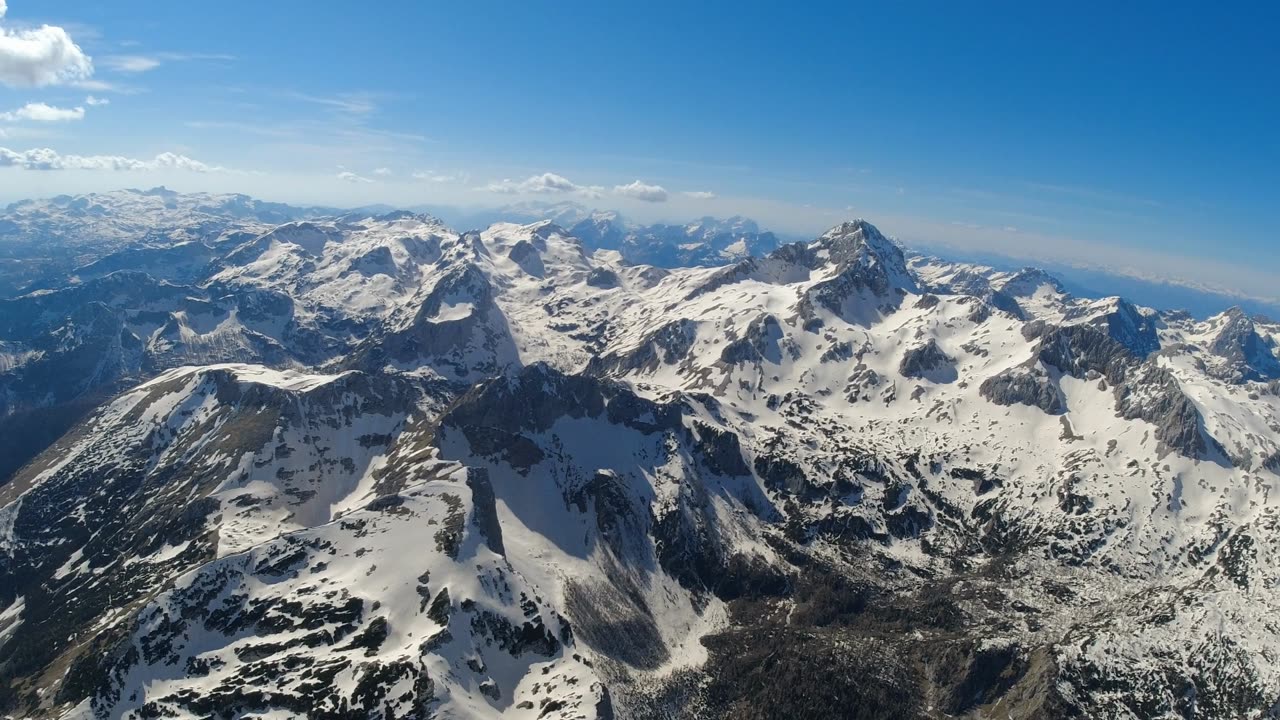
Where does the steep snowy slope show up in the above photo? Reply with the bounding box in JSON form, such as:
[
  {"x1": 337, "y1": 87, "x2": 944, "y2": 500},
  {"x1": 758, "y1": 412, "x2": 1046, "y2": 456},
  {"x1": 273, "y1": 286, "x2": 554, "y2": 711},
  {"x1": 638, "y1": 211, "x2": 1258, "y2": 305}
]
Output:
[{"x1": 0, "y1": 194, "x2": 1278, "y2": 719}]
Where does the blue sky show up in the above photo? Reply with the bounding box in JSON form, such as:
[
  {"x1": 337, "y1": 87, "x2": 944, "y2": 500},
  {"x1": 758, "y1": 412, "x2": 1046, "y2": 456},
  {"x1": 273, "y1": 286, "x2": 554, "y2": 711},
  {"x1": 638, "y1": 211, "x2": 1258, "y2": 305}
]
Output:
[{"x1": 0, "y1": 1, "x2": 1276, "y2": 304}]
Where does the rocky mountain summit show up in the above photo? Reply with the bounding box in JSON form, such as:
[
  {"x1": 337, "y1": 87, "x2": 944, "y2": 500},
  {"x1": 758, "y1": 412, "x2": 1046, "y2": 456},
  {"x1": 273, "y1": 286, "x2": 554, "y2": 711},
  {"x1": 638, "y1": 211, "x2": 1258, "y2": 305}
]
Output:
[{"x1": 0, "y1": 191, "x2": 1278, "y2": 719}]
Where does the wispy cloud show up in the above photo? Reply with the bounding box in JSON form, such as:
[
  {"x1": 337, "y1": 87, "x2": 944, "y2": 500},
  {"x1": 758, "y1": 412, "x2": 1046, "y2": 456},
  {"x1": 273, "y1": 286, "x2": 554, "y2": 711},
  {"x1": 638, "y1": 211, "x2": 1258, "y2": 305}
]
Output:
[
  {"x1": 0, "y1": 3, "x2": 94, "y2": 87},
  {"x1": 332, "y1": 126, "x2": 430, "y2": 144},
  {"x1": 101, "y1": 55, "x2": 160, "y2": 73},
  {"x1": 74, "y1": 78, "x2": 123, "y2": 92},
  {"x1": 185, "y1": 119, "x2": 297, "y2": 139},
  {"x1": 0, "y1": 102, "x2": 84, "y2": 122},
  {"x1": 0, "y1": 124, "x2": 58, "y2": 141},
  {"x1": 412, "y1": 170, "x2": 466, "y2": 184},
  {"x1": 594, "y1": 152, "x2": 753, "y2": 175},
  {"x1": 0, "y1": 145, "x2": 225, "y2": 172},
  {"x1": 1023, "y1": 180, "x2": 1164, "y2": 209},
  {"x1": 337, "y1": 170, "x2": 373, "y2": 183},
  {"x1": 288, "y1": 91, "x2": 377, "y2": 115},
  {"x1": 84, "y1": 94, "x2": 108, "y2": 106},
  {"x1": 186, "y1": 117, "x2": 431, "y2": 155},
  {"x1": 101, "y1": 52, "x2": 235, "y2": 74},
  {"x1": 682, "y1": 190, "x2": 716, "y2": 200}
]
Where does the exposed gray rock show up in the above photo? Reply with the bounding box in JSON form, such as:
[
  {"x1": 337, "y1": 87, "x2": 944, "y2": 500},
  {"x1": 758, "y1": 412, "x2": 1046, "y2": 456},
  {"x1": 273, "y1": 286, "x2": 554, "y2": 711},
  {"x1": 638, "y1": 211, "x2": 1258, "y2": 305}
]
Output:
[
  {"x1": 1000, "y1": 267, "x2": 1066, "y2": 297},
  {"x1": 587, "y1": 318, "x2": 697, "y2": 376},
  {"x1": 441, "y1": 363, "x2": 681, "y2": 441},
  {"x1": 797, "y1": 222, "x2": 917, "y2": 323},
  {"x1": 684, "y1": 258, "x2": 761, "y2": 301},
  {"x1": 820, "y1": 340, "x2": 855, "y2": 363},
  {"x1": 567, "y1": 471, "x2": 641, "y2": 558},
  {"x1": 719, "y1": 314, "x2": 794, "y2": 366},
  {"x1": 1207, "y1": 307, "x2": 1280, "y2": 382},
  {"x1": 753, "y1": 454, "x2": 816, "y2": 498},
  {"x1": 466, "y1": 468, "x2": 505, "y2": 555},
  {"x1": 585, "y1": 267, "x2": 620, "y2": 289},
  {"x1": 1064, "y1": 299, "x2": 1160, "y2": 357},
  {"x1": 815, "y1": 221, "x2": 915, "y2": 291},
  {"x1": 980, "y1": 365, "x2": 1066, "y2": 414},
  {"x1": 1002, "y1": 322, "x2": 1215, "y2": 459},
  {"x1": 1115, "y1": 362, "x2": 1218, "y2": 459},
  {"x1": 1033, "y1": 324, "x2": 1132, "y2": 384},
  {"x1": 899, "y1": 340, "x2": 956, "y2": 383},
  {"x1": 688, "y1": 421, "x2": 751, "y2": 477},
  {"x1": 348, "y1": 245, "x2": 398, "y2": 277},
  {"x1": 350, "y1": 263, "x2": 517, "y2": 382},
  {"x1": 986, "y1": 290, "x2": 1027, "y2": 319},
  {"x1": 507, "y1": 239, "x2": 545, "y2": 277}
]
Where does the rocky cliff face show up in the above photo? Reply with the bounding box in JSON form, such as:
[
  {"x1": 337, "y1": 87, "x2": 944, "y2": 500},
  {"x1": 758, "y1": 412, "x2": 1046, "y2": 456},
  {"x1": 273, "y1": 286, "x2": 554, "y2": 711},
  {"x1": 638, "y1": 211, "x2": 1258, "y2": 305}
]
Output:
[{"x1": 1205, "y1": 307, "x2": 1280, "y2": 382}]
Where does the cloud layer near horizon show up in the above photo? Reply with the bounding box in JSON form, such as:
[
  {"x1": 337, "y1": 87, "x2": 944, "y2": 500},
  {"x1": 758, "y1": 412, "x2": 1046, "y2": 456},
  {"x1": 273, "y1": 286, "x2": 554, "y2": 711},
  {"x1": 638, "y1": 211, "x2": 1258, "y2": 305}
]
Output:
[
  {"x1": 481, "y1": 172, "x2": 693, "y2": 204},
  {"x1": 0, "y1": 146, "x2": 223, "y2": 172}
]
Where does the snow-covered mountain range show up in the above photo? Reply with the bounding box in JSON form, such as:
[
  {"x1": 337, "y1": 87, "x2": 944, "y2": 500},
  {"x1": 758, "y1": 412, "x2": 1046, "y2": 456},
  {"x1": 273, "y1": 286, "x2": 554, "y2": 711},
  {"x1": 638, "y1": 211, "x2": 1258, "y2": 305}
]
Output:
[
  {"x1": 413, "y1": 201, "x2": 786, "y2": 269},
  {"x1": 1, "y1": 189, "x2": 1278, "y2": 719}
]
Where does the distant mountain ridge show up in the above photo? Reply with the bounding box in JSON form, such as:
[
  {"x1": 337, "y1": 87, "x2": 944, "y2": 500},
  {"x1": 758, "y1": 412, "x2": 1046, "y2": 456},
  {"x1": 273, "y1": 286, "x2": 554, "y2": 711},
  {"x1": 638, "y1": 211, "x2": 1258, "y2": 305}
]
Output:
[{"x1": 417, "y1": 199, "x2": 788, "y2": 268}]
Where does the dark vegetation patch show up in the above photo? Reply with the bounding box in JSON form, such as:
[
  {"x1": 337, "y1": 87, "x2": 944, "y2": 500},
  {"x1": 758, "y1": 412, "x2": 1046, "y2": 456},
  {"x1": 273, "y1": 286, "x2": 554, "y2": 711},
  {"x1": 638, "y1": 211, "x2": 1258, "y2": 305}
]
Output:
[{"x1": 699, "y1": 628, "x2": 921, "y2": 720}]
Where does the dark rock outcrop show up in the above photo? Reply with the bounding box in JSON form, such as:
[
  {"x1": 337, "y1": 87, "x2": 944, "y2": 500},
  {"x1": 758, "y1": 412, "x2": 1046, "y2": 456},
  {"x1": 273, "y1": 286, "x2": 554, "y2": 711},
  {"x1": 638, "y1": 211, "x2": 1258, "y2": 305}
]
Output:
[
  {"x1": 1005, "y1": 322, "x2": 1215, "y2": 459},
  {"x1": 587, "y1": 319, "x2": 697, "y2": 376},
  {"x1": 720, "y1": 314, "x2": 793, "y2": 366},
  {"x1": 1206, "y1": 307, "x2": 1280, "y2": 382},
  {"x1": 899, "y1": 340, "x2": 956, "y2": 383},
  {"x1": 585, "y1": 267, "x2": 620, "y2": 289},
  {"x1": 350, "y1": 263, "x2": 517, "y2": 381},
  {"x1": 980, "y1": 365, "x2": 1066, "y2": 414},
  {"x1": 1063, "y1": 299, "x2": 1160, "y2": 357}
]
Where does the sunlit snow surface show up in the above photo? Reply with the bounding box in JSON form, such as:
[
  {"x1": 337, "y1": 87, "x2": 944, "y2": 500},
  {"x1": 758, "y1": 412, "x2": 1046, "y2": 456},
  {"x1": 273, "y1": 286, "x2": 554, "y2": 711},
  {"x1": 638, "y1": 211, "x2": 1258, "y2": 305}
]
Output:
[{"x1": 0, "y1": 195, "x2": 1276, "y2": 718}]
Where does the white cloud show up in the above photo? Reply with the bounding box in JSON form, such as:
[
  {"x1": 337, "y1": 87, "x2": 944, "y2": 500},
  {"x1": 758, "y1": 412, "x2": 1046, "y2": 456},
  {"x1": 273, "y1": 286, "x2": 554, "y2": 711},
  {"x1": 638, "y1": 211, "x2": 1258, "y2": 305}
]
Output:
[
  {"x1": 0, "y1": 101, "x2": 84, "y2": 122},
  {"x1": 522, "y1": 172, "x2": 580, "y2": 193},
  {"x1": 613, "y1": 179, "x2": 668, "y2": 202},
  {"x1": 84, "y1": 94, "x2": 108, "y2": 106},
  {"x1": 0, "y1": 3, "x2": 94, "y2": 87},
  {"x1": 372, "y1": 167, "x2": 391, "y2": 176},
  {"x1": 683, "y1": 190, "x2": 716, "y2": 200},
  {"x1": 482, "y1": 172, "x2": 602, "y2": 199},
  {"x1": 337, "y1": 170, "x2": 373, "y2": 183},
  {"x1": 0, "y1": 145, "x2": 224, "y2": 171}
]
